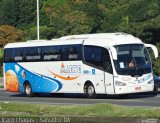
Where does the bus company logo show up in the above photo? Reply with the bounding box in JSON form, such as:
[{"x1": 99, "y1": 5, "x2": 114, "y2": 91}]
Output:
[{"x1": 60, "y1": 63, "x2": 81, "y2": 74}]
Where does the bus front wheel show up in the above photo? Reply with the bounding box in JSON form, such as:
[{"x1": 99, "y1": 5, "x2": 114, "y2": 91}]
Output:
[
  {"x1": 86, "y1": 84, "x2": 96, "y2": 98},
  {"x1": 24, "y1": 83, "x2": 34, "y2": 97}
]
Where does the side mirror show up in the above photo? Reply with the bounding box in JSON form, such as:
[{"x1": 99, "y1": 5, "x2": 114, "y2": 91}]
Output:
[
  {"x1": 110, "y1": 47, "x2": 117, "y2": 60},
  {"x1": 144, "y1": 44, "x2": 158, "y2": 59}
]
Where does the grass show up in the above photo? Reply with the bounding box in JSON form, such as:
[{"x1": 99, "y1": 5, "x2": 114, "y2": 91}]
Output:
[
  {"x1": 0, "y1": 103, "x2": 160, "y2": 118},
  {"x1": 0, "y1": 103, "x2": 159, "y2": 123}
]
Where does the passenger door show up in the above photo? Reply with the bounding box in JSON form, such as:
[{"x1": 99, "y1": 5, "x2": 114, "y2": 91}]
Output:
[{"x1": 103, "y1": 49, "x2": 114, "y2": 94}]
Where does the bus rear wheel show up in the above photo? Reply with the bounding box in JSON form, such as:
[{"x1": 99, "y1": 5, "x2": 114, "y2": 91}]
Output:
[
  {"x1": 86, "y1": 84, "x2": 96, "y2": 98},
  {"x1": 24, "y1": 83, "x2": 34, "y2": 97}
]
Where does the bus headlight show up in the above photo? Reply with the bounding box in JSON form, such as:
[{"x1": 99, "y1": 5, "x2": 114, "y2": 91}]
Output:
[
  {"x1": 148, "y1": 79, "x2": 154, "y2": 84},
  {"x1": 115, "y1": 81, "x2": 127, "y2": 86}
]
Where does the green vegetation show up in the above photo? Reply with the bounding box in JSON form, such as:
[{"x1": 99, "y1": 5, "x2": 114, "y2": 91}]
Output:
[
  {"x1": 0, "y1": 48, "x2": 3, "y2": 60},
  {"x1": 0, "y1": 0, "x2": 160, "y2": 75},
  {"x1": 0, "y1": 103, "x2": 160, "y2": 118},
  {"x1": 0, "y1": 0, "x2": 160, "y2": 42},
  {"x1": 0, "y1": 48, "x2": 3, "y2": 77},
  {"x1": 43, "y1": 0, "x2": 69, "y2": 8},
  {"x1": 0, "y1": 85, "x2": 3, "y2": 88}
]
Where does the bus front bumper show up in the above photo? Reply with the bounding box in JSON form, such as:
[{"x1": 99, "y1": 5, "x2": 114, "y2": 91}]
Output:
[{"x1": 114, "y1": 84, "x2": 154, "y2": 94}]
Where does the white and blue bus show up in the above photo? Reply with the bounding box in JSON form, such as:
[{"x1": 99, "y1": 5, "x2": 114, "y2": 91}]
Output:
[{"x1": 3, "y1": 33, "x2": 158, "y2": 98}]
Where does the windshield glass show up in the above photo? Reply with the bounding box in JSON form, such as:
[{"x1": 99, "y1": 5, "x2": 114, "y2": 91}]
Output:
[{"x1": 114, "y1": 44, "x2": 151, "y2": 76}]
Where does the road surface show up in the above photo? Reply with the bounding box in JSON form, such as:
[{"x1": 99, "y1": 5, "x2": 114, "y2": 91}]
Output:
[
  {"x1": 0, "y1": 89, "x2": 160, "y2": 107},
  {"x1": 1, "y1": 77, "x2": 160, "y2": 107}
]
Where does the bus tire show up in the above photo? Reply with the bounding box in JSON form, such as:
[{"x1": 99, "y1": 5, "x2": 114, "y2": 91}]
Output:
[
  {"x1": 24, "y1": 83, "x2": 34, "y2": 97},
  {"x1": 86, "y1": 83, "x2": 96, "y2": 98},
  {"x1": 153, "y1": 85, "x2": 159, "y2": 94}
]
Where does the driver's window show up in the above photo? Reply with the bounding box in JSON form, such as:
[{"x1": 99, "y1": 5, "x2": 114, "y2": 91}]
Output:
[{"x1": 103, "y1": 49, "x2": 113, "y2": 74}]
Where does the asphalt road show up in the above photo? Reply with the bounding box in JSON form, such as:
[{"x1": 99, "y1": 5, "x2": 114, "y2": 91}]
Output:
[
  {"x1": 0, "y1": 77, "x2": 160, "y2": 107},
  {"x1": 0, "y1": 89, "x2": 160, "y2": 107}
]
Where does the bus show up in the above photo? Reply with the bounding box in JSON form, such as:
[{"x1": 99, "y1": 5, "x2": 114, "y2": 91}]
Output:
[{"x1": 3, "y1": 33, "x2": 158, "y2": 98}]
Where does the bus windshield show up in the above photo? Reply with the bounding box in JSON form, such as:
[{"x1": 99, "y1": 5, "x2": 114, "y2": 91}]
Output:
[{"x1": 113, "y1": 44, "x2": 152, "y2": 76}]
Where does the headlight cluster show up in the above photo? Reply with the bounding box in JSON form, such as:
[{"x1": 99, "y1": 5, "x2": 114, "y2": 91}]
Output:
[
  {"x1": 147, "y1": 79, "x2": 154, "y2": 84},
  {"x1": 115, "y1": 81, "x2": 127, "y2": 86}
]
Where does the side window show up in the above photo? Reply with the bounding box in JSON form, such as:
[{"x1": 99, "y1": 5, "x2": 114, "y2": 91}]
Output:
[
  {"x1": 103, "y1": 49, "x2": 113, "y2": 74},
  {"x1": 84, "y1": 46, "x2": 103, "y2": 68},
  {"x1": 14, "y1": 48, "x2": 24, "y2": 62},
  {"x1": 62, "y1": 45, "x2": 69, "y2": 61},
  {"x1": 5, "y1": 48, "x2": 24, "y2": 62},
  {"x1": 69, "y1": 47, "x2": 78, "y2": 60},
  {"x1": 25, "y1": 47, "x2": 41, "y2": 61},
  {"x1": 4, "y1": 49, "x2": 13, "y2": 62},
  {"x1": 42, "y1": 46, "x2": 61, "y2": 61},
  {"x1": 62, "y1": 45, "x2": 82, "y2": 61},
  {"x1": 68, "y1": 45, "x2": 82, "y2": 60}
]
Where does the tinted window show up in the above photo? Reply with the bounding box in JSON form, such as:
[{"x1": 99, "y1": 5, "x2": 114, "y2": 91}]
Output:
[
  {"x1": 4, "y1": 48, "x2": 24, "y2": 62},
  {"x1": 24, "y1": 47, "x2": 41, "y2": 61},
  {"x1": 42, "y1": 46, "x2": 61, "y2": 61},
  {"x1": 69, "y1": 45, "x2": 81, "y2": 60},
  {"x1": 61, "y1": 45, "x2": 69, "y2": 61},
  {"x1": 62, "y1": 45, "x2": 82, "y2": 61},
  {"x1": 4, "y1": 45, "x2": 82, "y2": 62},
  {"x1": 83, "y1": 46, "x2": 112, "y2": 72},
  {"x1": 4, "y1": 49, "x2": 13, "y2": 62},
  {"x1": 14, "y1": 48, "x2": 24, "y2": 61},
  {"x1": 84, "y1": 46, "x2": 103, "y2": 68},
  {"x1": 103, "y1": 49, "x2": 112, "y2": 73}
]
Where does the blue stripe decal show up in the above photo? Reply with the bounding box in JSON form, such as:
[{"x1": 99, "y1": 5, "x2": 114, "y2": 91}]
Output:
[
  {"x1": 5, "y1": 63, "x2": 62, "y2": 93},
  {"x1": 35, "y1": 72, "x2": 62, "y2": 91}
]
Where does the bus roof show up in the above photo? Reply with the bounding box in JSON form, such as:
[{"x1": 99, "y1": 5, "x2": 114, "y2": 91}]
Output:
[
  {"x1": 60, "y1": 32, "x2": 143, "y2": 46},
  {"x1": 4, "y1": 39, "x2": 83, "y2": 48},
  {"x1": 4, "y1": 33, "x2": 143, "y2": 49}
]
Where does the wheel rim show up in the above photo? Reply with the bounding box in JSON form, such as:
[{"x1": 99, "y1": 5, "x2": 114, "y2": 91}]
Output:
[
  {"x1": 88, "y1": 85, "x2": 95, "y2": 96},
  {"x1": 25, "y1": 85, "x2": 31, "y2": 95}
]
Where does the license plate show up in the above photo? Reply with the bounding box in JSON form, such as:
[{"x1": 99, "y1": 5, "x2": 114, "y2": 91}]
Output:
[{"x1": 135, "y1": 87, "x2": 141, "y2": 90}]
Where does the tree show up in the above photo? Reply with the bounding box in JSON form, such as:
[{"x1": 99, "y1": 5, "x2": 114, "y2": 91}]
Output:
[
  {"x1": 100, "y1": 0, "x2": 160, "y2": 44},
  {"x1": 17, "y1": 0, "x2": 37, "y2": 29},
  {"x1": 70, "y1": 1, "x2": 104, "y2": 33},
  {"x1": 0, "y1": 0, "x2": 40, "y2": 29},
  {"x1": 0, "y1": 25, "x2": 23, "y2": 47},
  {"x1": 64, "y1": 10, "x2": 94, "y2": 34},
  {"x1": 0, "y1": 0, "x2": 19, "y2": 26}
]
